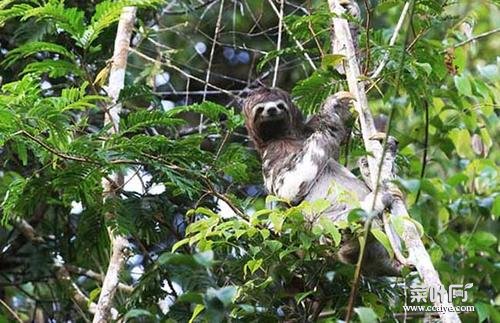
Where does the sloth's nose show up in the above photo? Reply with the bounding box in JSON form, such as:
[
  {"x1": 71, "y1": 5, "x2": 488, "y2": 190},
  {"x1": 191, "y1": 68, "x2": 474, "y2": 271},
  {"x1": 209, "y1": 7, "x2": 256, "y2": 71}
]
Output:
[{"x1": 266, "y1": 106, "x2": 278, "y2": 115}]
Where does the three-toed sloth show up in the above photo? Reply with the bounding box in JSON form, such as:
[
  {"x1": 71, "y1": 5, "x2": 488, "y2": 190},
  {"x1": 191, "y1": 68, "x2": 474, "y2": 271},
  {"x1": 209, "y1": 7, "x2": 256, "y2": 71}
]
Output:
[{"x1": 243, "y1": 87, "x2": 401, "y2": 276}]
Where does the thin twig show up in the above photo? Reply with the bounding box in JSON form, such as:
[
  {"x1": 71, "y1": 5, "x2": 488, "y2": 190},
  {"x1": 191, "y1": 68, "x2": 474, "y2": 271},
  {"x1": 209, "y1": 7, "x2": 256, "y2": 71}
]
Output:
[
  {"x1": 445, "y1": 27, "x2": 500, "y2": 51},
  {"x1": 162, "y1": 0, "x2": 218, "y2": 15},
  {"x1": 129, "y1": 47, "x2": 237, "y2": 98},
  {"x1": 154, "y1": 89, "x2": 248, "y2": 95},
  {"x1": 370, "y1": 1, "x2": 410, "y2": 79},
  {"x1": 0, "y1": 298, "x2": 23, "y2": 323},
  {"x1": 55, "y1": 266, "x2": 100, "y2": 316},
  {"x1": 18, "y1": 130, "x2": 96, "y2": 164},
  {"x1": 17, "y1": 130, "x2": 185, "y2": 170},
  {"x1": 272, "y1": 0, "x2": 284, "y2": 87},
  {"x1": 201, "y1": 0, "x2": 225, "y2": 132},
  {"x1": 266, "y1": 0, "x2": 317, "y2": 70},
  {"x1": 362, "y1": 0, "x2": 371, "y2": 74},
  {"x1": 306, "y1": 0, "x2": 325, "y2": 58},
  {"x1": 414, "y1": 100, "x2": 429, "y2": 203},
  {"x1": 65, "y1": 265, "x2": 133, "y2": 293}
]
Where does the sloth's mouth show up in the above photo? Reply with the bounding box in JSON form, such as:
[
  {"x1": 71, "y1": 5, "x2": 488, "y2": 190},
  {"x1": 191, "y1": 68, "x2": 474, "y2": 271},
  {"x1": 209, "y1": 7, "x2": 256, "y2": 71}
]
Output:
[
  {"x1": 254, "y1": 113, "x2": 286, "y2": 127},
  {"x1": 257, "y1": 118, "x2": 289, "y2": 141},
  {"x1": 261, "y1": 114, "x2": 285, "y2": 122}
]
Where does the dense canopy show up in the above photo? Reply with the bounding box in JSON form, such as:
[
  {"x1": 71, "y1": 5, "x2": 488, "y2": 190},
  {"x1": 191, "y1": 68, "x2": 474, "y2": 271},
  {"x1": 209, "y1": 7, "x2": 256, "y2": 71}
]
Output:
[{"x1": 0, "y1": 0, "x2": 498, "y2": 322}]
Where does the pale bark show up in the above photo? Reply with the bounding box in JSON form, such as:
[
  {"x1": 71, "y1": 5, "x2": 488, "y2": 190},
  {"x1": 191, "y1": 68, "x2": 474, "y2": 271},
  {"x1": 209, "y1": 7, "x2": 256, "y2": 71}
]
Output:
[
  {"x1": 327, "y1": 1, "x2": 461, "y2": 322},
  {"x1": 370, "y1": 1, "x2": 411, "y2": 79},
  {"x1": 66, "y1": 264, "x2": 134, "y2": 293},
  {"x1": 93, "y1": 6, "x2": 137, "y2": 323}
]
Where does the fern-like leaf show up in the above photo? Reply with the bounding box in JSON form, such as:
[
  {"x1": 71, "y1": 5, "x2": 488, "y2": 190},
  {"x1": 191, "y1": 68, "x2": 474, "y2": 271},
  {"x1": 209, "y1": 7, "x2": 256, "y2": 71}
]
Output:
[
  {"x1": 80, "y1": 0, "x2": 164, "y2": 48},
  {"x1": 22, "y1": 1, "x2": 85, "y2": 40},
  {"x1": 22, "y1": 60, "x2": 81, "y2": 78},
  {"x1": 166, "y1": 101, "x2": 230, "y2": 121},
  {"x1": 3, "y1": 41, "x2": 76, "y2": 67},
  {"x1": 0, "y1": 3, "x2": 32, "y2": 26},
  {"x1": 120, "y1": 110, "x2": 185, "y2": 134}
]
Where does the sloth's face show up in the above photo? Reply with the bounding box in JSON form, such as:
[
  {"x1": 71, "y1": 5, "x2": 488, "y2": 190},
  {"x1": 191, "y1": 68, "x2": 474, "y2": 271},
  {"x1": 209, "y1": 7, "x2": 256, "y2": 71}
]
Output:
[
  {"x1": 253, "y1": 99, "x2": 289, "y2": 123},
  {"x1": 251, "y1": 99, "x2": 291, "y2": 141},
  {"x1": 243, "y1": 88, "x2": 305, "y2": 147}
]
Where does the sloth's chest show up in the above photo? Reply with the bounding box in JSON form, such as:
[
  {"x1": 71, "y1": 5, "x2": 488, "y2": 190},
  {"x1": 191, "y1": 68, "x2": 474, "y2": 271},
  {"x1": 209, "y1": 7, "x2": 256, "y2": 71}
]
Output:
[{"x1": 262, "y1": 147, "x2": 327, "y2": 203}]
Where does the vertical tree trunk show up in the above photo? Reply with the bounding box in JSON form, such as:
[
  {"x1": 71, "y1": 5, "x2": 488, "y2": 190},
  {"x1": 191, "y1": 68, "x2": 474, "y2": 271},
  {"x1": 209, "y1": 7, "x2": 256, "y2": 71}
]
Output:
[
  {"x1": 93, "y1": 6, "x2": 137, "y2": 323},
  {"x1": 327, "y1": 1, "x2": 461, "y2": 322}
]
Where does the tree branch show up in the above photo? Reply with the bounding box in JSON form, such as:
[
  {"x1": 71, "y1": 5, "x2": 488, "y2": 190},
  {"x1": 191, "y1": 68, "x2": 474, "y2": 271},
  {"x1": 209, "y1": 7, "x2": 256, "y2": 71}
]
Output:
[
  {"x1": 327, "y1": 1, "x2": 461, "y2": 322},
  {"x1": 0, "y1": 298, "x2": 23, "y2": 323},
  {"x1": 267, "y1": 0, "x2": 317, "y2": 70},
  {"x1": 201, "y1": 0, "x2": 225, "y2": 132},
  {"x1": 272, "y1": 0, "x2": 284, "y2": 87},
  {"x1": 55, "y1": 266, "x2": 99, "y2": 317},
  {"x1": 446, "y1": 27, "x2": 500, "y2": 51},
  {"x1": 370, "y1": 1, "x2": 410, "y2": 79},
  {"x1": 65, "y1": 265, "x2": 133, "y2": 293},
  {"x1": 93, "y1": 6, "x2": 136, "y2": 323}
]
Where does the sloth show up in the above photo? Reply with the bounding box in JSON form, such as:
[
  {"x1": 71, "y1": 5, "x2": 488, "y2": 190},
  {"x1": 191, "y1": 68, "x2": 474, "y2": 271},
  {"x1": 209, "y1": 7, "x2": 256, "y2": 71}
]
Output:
[{"x1": 243, "y1": 87, "x2": 401, "y2": 276}]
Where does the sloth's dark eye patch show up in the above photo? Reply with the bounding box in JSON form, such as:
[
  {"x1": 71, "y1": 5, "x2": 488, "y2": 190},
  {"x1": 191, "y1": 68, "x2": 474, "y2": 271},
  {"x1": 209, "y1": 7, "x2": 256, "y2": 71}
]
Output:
[
  {"x1": 256, "y1": 106, "x2": 264, "y2": 114},
  {"x1": 277, "y1": 103, "x2": 286, "y2": 110}
]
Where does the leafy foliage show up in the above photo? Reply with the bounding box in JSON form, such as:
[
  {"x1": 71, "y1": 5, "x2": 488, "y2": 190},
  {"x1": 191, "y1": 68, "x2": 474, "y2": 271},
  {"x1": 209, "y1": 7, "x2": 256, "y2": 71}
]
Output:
[{"x1": 0, "y1": 0, "x2": 498, "y2": 322}]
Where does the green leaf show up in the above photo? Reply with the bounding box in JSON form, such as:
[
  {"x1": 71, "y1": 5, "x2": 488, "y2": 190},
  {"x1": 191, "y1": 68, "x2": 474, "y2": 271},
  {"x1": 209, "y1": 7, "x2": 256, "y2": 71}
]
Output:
[
  {"x1": 354, "y1": 307, "x2": 378, "y2": 323},
  {"x1": 371, "y1": 228, "x2": 394, "y2": 259},
  {"x1": 377, "y1": 0, "x2": 399, "y2": 11},
  {"x1": 410, "y1": 218, "x2": 424, "y2": 237},
  {"x1": 189, "y1": 304, "x2": 205, "y2": 323},
  {"x1": 397, "y1": 178, "x2": 420, "y2": 193},
  {"x1": 279, "y1": 247, "x2": 298, "y2": 260},
  {"x1": 171, "y1": 238, "x2": 189, "y2": 252},
  {"x1": 448, "y1": 128, "x2": 473, "y2": 159},
  {"x1": 348, "y1": 208, "x2": 367, "y2": 223},
  {"x1": 319, "y1": 216, "x2": 341, "y2": 246},
  {"x1": 14, "y1": 140, "x2": 28, "y2": 166},
  {"x1": 1, "y1": 176, "x2": 27, "y2": 224},
  {"x1": 479, "y1": 128, "x2": 493, "y2": 154},
  {"x1": 206, "y1": 286, "x2": 237, "y2": 307},
  {"x1": 157, "y1": 253, "x2": 199, "y2": 267},
  {"x1": 269, "y1": 212, "x2": 284, "y2": 232},
  {"x1": 265, "y1": 240, "x2": 283, "y2": 252},
  {"x1": 265, "y1": 195, "x2": 289, "y2": 205},
  {"x1": 124, "y1": 309, "x2": 153, "y2": 320},
  {"x1": 3, "y1": 41, "x2": 76, "y2": 67},
  {"x1": 475, "y1": 302, "x2": 489, "y2": 323},
  {"x1": 415, "y1": 62, "x2": 432, "y2": 76},
  {"x1": 177, "y1": 292, "x2": 204, "y2": 304},
  {"x1": 471, "y1": 231, "x2": 497, "y2": 248},
  {"x1": 294, "y1": 291, "x2": 314, "y2": 304},
  {"x1": 0, "y1": 108, "x2": 16, "y2": 131},
  {"x1": 120, "y1": 110, "x2": 185, "y2": 133},
  {"x1": 245, "y1": 258, "x2": 263, "y2": 275},
  {"x1": 88, "y1": 288, "x2": 101, "y2": 305},
  {"x1": 391, "y1": 215, "x2": 405, "y2": 237},
  {"x1": 194, "y1": 250, "x2": 214, "y2": 268},
  {"x1": 311, "y1": 199, "x2": 331, "y2": 214},
  {"x1": 80, "y1": 0, "x2": 163, "y2": 48},
  {"x1": 321, "y1": 54, "x2": 344, "y2": 69},
  {"x1": 454, "y1": 74, "x2": 472, "y2": 97},
  {"x1": 167, "y1": 101, "x2": 230, "y2": 122},
  {"x1": 492, "y1": 196, "x2": 500, "y2": 218},
  {"x1": 292, "y1": 69, "x2": 338, "y2": 114},
  {"x1": 22, "y1": 2, "x2": 86, "y2": 40}
]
